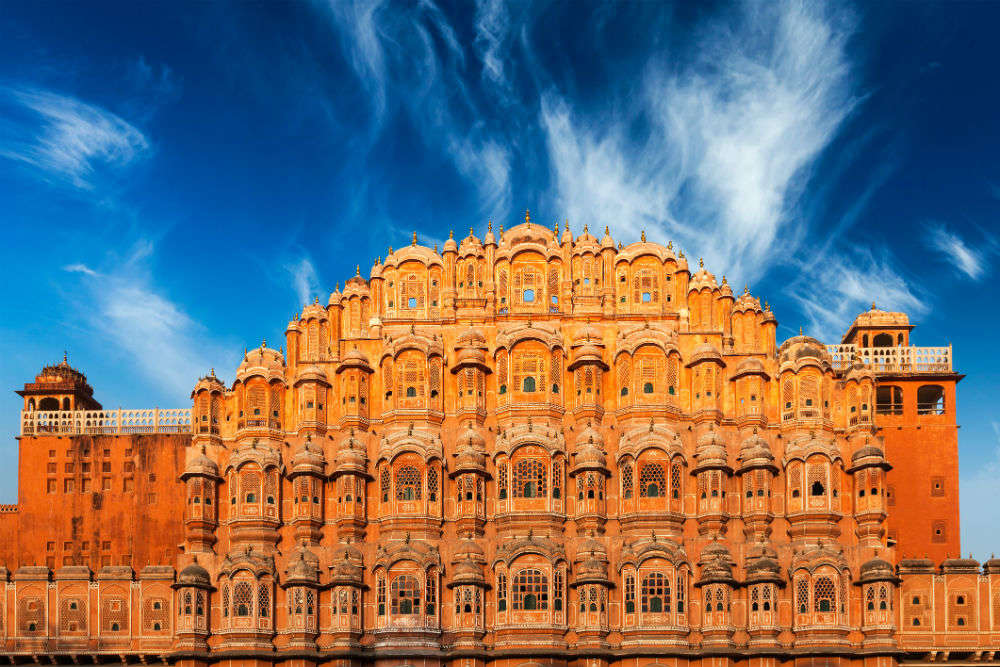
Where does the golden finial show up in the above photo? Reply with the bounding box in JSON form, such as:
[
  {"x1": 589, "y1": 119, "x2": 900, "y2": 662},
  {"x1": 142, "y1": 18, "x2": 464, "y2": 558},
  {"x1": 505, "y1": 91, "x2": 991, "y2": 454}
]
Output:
[
  {"x1": 667, "y1": 240, "x2": 673, "y2": 250},
  {"x1": 355, "y1": 265, "x2": 360, "y2": 276},
  {"x1": 604, "y1": 225, "x2": 609, "y2": 236},
  {"x1": 412, "y1": 231, "x2": 417, "y2": 246},
  {"x1": 335, "y1": 282, "x2": 340, "y2": 291},
  {"x1": 388, "y1": 245, "x2": 393, "y2": 254},
  {"x1": 699, "y1": 257, "x2": 704, "y2": 268},
  {"x1": 449, "y1": 229, "x2": 454, "y2": 239},
  {"x1": 488, "y1": 219, "x2": 493, "y2": 232},
  {"x1": 469, "y1": 226, "x2": 474, "y2": 238},
  {"x1": 377, "y1": 256, "x2": 382, "y2": 264},
  {"x1": 764, "y1": 300, "x2": 770, "y2": 310},
  {"x1": 210, "y1": 367, "x2": 215, "y2": 376},
  {"x1": 744, "y1": 284, "x2": 750, "y2": 294},
  {"x1": 553, "y1": 220, "x2": 559, "y2": 234},
  {"x1": 433, "y1": 243, "x2": 438, "y2": 253},
  {"x1": 261, "y1": 338, "x2": 267, "y2": 348},
  {"x1": 679, "y1": 250, "x2": 685, "y2": 258},
  {"x1": 641, "y1": 230, "x2": 646, "y2": 242},
  {"x1": 799, "y1": 326, "x2": 803, "y2": 335},
  {"x1": 871, "y1": 300, "x2": 877, "y2": 310},
  {"x1": 722, "y1": 275, "x2": 727, "y2": 285},
  {"x1": 525, "y1": 209, "x2": 531, "y2": 226},
  {"x1": 583, "y1": 223, "x2": 588, "y2": 235},
  {"x1": 618, "y1": 242, "x2": 623, "y2": 250},
  {"x1": 314, "y1": 296, "x2": 319, "y2": 305}
]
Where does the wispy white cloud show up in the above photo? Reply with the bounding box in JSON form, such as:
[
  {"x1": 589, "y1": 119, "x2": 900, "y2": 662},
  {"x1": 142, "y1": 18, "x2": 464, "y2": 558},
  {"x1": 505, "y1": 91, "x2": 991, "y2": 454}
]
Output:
[
  {"x1": 61, "y1": 242, "x2": 233, "y2": 397},
  {"x1": 475, "y1": 0, "x2": 510, "y2": 89},
  {"x1": 63, "y1": 263, "x2": 98, "y2": 277},
  {"x1": 541, "y1": 1, "x2": 857, "y2": 283},
  {"x1": 0, "y1": 87, "x2": 149, "y2": 190},
  {"x1": 926, "y1": 223, "x2": 987, "y2": 280},
  {"x1": 316, "y1": 0, "x2": 512, "y2": 218},
  {"x1": 789, "y1": 249, "x2": 927, "y2": 340},
  {"x1": 286, "y1": 257, "x2": 321, "y2": 306}
]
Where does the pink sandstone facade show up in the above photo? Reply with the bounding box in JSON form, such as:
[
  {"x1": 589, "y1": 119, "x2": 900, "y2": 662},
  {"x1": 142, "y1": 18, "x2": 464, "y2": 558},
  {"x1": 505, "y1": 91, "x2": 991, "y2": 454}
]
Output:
[{"x1": 0, "y1": 218, "x2": 986, "y2": 667}]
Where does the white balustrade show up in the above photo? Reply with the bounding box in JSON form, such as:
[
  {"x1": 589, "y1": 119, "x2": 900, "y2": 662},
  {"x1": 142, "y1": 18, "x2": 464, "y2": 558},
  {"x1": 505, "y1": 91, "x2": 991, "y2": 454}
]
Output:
[
  {"x1": 20, "y1": 408, "x2": 192, "y2": 436},
  {"x1": 824, "y1": 344, "x2": 951, "y2": 373}
]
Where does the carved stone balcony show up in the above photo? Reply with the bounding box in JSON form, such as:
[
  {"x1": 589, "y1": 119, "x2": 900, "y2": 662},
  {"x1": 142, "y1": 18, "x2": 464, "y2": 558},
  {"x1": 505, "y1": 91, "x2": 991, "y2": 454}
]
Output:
[
  {"x1": 20, "y1": 408, "x2": 191, "y2": 436},
  {"x1": 826, "y1": 344, "x2": 952, "y2": 373}
]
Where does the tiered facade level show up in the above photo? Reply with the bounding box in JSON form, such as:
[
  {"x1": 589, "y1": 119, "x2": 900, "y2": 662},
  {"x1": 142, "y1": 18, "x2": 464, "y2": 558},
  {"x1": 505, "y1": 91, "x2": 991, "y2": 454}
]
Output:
[{"x1": 1, "y1": 218, "x2": 985, "y2": 667}]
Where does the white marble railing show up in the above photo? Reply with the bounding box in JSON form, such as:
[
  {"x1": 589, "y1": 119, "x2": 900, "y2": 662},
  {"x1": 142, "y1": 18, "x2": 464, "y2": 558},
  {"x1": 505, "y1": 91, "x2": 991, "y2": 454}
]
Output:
[
  {"x1": 825, "y1": 344, "x2": 952, "y2": 373},
  {"x1": 20, "y1": 409, "x2": 191, "y2": 436}
]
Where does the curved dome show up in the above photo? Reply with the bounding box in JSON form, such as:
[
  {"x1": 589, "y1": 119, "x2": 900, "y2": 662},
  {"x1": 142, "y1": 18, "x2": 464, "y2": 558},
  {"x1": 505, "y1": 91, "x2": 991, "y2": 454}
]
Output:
[
  {"x1": 184, "y1": 446, "x2": 219, "y2": 478},
  {"x1": 733, "y1": 356, "x2": 768, "y2": 379},
  {"x1": 236, "y1": 344, "x2": 286, "y2": 382},
  {"x1": 778, "y1": 335, "x2": 831, "y2": 368},
  {"x1": 178, "y1": 561, "x2": 211, "y2": 587},
  {"x1": 689, "y1": 341, "x2": 724, "y2": 366},
  {"x1": 295, "y1": 364, "x2": 328, "y2": 385}
]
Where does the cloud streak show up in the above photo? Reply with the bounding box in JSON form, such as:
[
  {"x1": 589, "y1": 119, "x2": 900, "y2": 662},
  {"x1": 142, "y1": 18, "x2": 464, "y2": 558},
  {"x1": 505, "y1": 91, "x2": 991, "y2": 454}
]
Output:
[
  {"x1": 61, "y1": 243, "x2": 233, "y2": 398},
  {"x1": 286, "y1": 257, "x2": 321, "y2": 306},
  {"x1": 926, "y1": 223, "x2": 987, "y2": 280},
  {"x1": 0, "y1": 87, "x2": 149, "y2": 190},
  {"x1": 542, "y1": 1, "x2": 857, "y2": 283}
]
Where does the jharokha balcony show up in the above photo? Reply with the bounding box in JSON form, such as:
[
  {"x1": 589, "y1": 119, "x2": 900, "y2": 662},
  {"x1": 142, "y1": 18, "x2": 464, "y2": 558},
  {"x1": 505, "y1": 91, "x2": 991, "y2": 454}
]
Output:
[{"x1": 825, "y1": 344, "x2": 952, "y2": 373}]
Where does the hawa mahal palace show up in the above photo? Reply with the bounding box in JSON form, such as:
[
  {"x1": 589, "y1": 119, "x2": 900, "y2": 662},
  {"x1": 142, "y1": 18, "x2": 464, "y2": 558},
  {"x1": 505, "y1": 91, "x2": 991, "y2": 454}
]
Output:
[{"x1": 1, "y1": 215, "x2": 987, "y2": 667}]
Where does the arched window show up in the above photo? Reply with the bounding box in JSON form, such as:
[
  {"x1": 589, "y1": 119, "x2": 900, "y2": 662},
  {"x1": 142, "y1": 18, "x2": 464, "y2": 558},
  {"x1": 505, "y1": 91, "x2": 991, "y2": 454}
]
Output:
[
  {"x1": 876, "y1": 386, "x2": 903, "y2": 415},
  {"x1": 917, "y1": 385, "x2": 945, "y2": 415},
  {"x1": 390, "y1": 575, "x2": 421, "y2": 615},
  {"x1": 639, "y1": 462, "x2": 665, "y2": 498},
  {"x1": 814, "y1": 576, "x2": 836, "y2": 612},
  {"x1": 395, "y1": 465, "x2": 422, "y2": 500},
  {"x1": 513, "y1": 569, "x2": 548, "y2": 610},
  {"x1": 641, "y1": 572, "x2": 670, "y2": 613},
  {"x1": 513, "y1": 458, "x2": 547, "y2": 498},
  {"x1": 233, "y1": 582, "x2": 252, "y2": 617},
  {"x1": 873, "y1": 333, "x2": 892, "y2": 347},
  {"x1": 811, "y1": 480, "x2": 825, "y2": 496}
]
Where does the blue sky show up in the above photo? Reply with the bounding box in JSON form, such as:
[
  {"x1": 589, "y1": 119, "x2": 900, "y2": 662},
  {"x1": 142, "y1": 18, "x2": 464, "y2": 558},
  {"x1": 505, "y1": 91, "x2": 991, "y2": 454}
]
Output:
[{"x1": 1, "y1": 1, "x2": 998, "y2": 555}]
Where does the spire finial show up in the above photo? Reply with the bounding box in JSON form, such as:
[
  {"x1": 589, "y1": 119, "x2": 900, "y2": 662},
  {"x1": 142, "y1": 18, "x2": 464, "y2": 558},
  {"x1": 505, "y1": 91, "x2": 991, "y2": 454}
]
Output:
[
  {"x1": 488, "y1": 219, "x2": 493, "y2": 232},
  {"x1": 449, "y1": 229, "x2": 454, "y2": 239},
  {"x1": 388, "y1": 245, "x2": 393, "y2": 254},
  {"x1": 525, "y1": 209, "x2": 531, "y2": 226},
  {"x1": 469, "y1": 226, "x2": 474, "y2": 238},
  {"x1": 433, "y1": 243, "x2": 438, "y2": 253},
  {"x1": 553, "y1": 219, "x2": 559, "y2": 235},
  {"x1": 583, "y1": 223, "x2": 588, "y2": 235},
  {"x1": 667, "y1": 240, "x2": 673, "y2": 250},
  {"x1": 871, "y1": 300, "x2": 877, "y2": 310},
  {"x1": 412, "y1": 231, "x2": 417, "y2": 246},
  {"x1": 799, "y1": 326, "x2": 803, "y2": 335},
  {"x1": 641, "y1": 230, "x2": 646, "y2": 242},
  {"x1": 699, "y1": 257, "x2": 704, "y2": 268},
  {"x1": 355, "y1": 265, "x2": 360, "y2": 276},
  {"x1": 63, "y1": 350, "x2": 68, "y2": 364},
  {"x1": 605, "y1": 225, "x2": 610, "y2": 236}
]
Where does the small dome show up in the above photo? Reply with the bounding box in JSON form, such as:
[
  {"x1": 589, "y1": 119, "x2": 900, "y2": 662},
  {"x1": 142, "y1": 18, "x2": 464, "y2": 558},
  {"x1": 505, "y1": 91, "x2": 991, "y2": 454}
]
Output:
[
  {"x1": 285, "y1": 546, "x2": 321, "y2": 583},
  {"x1": 184, "y1": 446, "x2": 219, "y2": 478},
  {"x1": 453, "y1": 425, "x2": 487, "y2": 473},
  {"x1": 327, "y1": 285, "x2": 342, "y2": 305},
  {"x1": 295, "y1": 364, "x2": 328, "y2": 385},
  {"x1": 600, "y1": 226, "x2": 614, "y2": 249},
  {"x1": 694, "y1": 427, "x2": 728, "y2": 470},
  {"x1": 337, "y1": 347, "x2": 372, "y2": 374},
  {"x1": 453, "y1": 538, "x2": 485, "y2": 561},
  {"x1": 456, "y1": 328, "x2": 487, "y2": 348},
  {"x1": 291, "y1": 436, "x2": 325, "y2": 474},
  {"x1": 447, "y1": 557, "x2": 486, "y2": 587},
  {"x1": 738, "y1": 431, "x2": 774, "y2": 467},
  {"x1": 177, "y1": 561, "x2": 211, "y2": 587},
  {"x1": 860, "y1": 557, "x2": 895, "y2": 578},
  {"x1": 334, "y1": 431, "x2": 367, "y2": 474},
  {"x1": 236, "y1": 344, "x2": 286, "y2": 382},
  {"x1": 689, "y1": 341, "x2": 724, "y2": 366},
  {"x1": 850, "y1": 306, "x2": 910, "y2": 329},
  {"x1": 778, "y1": 335, "x2": 830, "y2": 368},
  {"x1": 851, "y1": 443, "x2": 885, "y2": 463},
  {"x1": 733, "y1": 356, "x2": 768, "y2": 379},
  {"x1": 442, "y1": 230, "x2": 458, "y2": 253}
]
